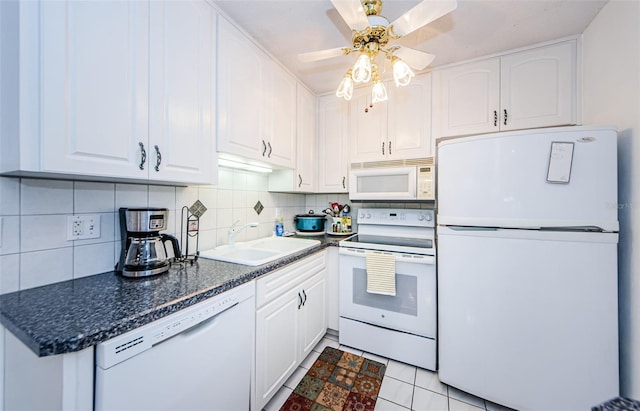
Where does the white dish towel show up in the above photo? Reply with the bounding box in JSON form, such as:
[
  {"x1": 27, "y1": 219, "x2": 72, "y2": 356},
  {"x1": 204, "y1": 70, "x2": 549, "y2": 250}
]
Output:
[{"x1": 365, "y1": 252, "x2": 396, "y2": 296}]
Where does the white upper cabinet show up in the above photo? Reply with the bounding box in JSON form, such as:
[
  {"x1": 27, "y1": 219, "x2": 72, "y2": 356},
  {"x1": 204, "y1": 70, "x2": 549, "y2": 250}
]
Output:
[
  {"x1": 267, "y1": 83, "x2": 317, "y2": 192},
  {"x1": 264, "y1": 61, "x2": 297, "y2": 168},
  {"x1": 296, "y1": 85, "x2": 317, "y2": 192},
  {"x1": 217, "y1": 17, "x2": 296, "y2": 168},
  {"x1": 500, "y1": 41, "x2": 577, "y2": 131},
  {"x1": 1, "y1": 0, "x2": 216, "y2": 185},
  {"x1": 147, "y1": 1, "x2": 216, "y2": 184},
  {"x1": 317, "y1": 95, "x2": 349, "y2": 193},
  {"x1": 433, "y1": 39, "x2": 577, "y2": 138},
  {"x1": 350, "y1": 73, "x2": 433, "y2": 162},
  {"x1": 40, "y1": 1, "x2": 150, "y2": 180},
  {"x1": 217, "y1": 17, "x2": 265, "y2": 161}
]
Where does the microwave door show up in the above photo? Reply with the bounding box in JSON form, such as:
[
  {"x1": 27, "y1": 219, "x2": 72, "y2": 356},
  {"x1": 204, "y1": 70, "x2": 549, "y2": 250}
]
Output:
[{"x1": 349, "y1": 167, "x2": 417, "y2": 200}]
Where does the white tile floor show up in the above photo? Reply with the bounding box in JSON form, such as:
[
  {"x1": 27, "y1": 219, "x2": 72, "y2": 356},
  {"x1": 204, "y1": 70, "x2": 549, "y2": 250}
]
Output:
[{"x1": 263, "y1": 333, "x2": 515, "y2": 411}]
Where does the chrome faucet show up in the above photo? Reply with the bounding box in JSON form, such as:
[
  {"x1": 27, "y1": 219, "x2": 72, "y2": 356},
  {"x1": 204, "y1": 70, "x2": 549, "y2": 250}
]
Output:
[{"x1": 228, "y1": 220, "x2": 259, "y2": 245}]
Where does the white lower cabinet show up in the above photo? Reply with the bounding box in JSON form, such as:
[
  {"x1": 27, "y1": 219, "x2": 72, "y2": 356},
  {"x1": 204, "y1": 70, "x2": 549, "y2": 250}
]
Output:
[{"x1": 254, "y1": 252, "x2": 327, "y2": 410}]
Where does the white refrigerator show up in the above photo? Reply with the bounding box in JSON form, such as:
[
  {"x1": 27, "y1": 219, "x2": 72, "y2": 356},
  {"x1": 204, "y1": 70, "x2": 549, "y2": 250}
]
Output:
[{"x1": 436, "y1": 125, "x2": 619, "y2": 411}]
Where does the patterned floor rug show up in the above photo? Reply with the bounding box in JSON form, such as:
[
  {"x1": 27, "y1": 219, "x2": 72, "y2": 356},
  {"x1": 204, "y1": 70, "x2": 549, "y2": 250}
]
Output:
[{"x1": 280, "y1": 346, "x2": 387, "y2": 411}]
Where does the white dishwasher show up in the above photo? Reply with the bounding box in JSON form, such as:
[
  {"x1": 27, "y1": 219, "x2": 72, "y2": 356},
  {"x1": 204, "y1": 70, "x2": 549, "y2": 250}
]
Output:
[{"x1": 95, "y1": 281, "x2": 254, "y2": 411}]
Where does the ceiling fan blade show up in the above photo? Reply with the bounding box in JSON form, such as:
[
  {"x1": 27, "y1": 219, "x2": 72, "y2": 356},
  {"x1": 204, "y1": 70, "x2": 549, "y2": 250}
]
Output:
[
  {"x1": 394, "y1": 47, "x2": 436, "y2": 70},
  {"x1": 331, "y1": 0, "x2": 370, "y2": 32},
  {"x1": 391, "y1": 0, "x2": 457, "y2": 37},
  {"x1": 298, "y1": 47, "x2": 350, "y2": 63}
]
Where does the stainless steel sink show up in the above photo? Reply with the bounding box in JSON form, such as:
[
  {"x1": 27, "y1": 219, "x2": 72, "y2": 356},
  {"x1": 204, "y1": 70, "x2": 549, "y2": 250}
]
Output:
[{"x1": 199, "y1": 236, "x2": 320, "y2": 266}]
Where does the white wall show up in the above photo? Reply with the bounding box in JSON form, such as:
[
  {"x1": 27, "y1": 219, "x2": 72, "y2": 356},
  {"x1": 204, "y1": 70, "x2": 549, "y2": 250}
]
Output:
[{"x1": 582, "y1": 0, "x2": 640, "y2": 399}]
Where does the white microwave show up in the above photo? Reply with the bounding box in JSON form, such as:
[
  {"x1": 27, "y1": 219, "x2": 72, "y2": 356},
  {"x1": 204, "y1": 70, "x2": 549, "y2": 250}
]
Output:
[{"x1": 348, "y1": 164, "x2": 435, "y2": 201}]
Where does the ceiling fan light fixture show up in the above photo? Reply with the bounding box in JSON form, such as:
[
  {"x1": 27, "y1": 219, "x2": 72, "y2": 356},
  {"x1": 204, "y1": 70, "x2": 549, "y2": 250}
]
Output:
[
  {"x1": 391, "y1": 56, "x2": 414, "y2": 87},
  {"x1": 336, "y1": 69, "x2": 354, "y2": 101},
  {"x1": 371, "y1": 66, "x2": 388, "y2": 103},
  {"x1": 352, "y1": 53, "x2": 373, "y2": 83}
]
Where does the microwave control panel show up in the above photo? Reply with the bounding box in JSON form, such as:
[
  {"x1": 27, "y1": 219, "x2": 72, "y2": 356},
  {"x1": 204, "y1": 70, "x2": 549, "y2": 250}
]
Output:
[{"x1": 417, "y1": 166, "x2": 435, "y2": 200}]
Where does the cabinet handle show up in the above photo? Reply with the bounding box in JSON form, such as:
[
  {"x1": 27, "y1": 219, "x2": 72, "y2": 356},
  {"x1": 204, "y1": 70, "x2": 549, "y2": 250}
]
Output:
[
  {"x1": 342, "y1": 176, "x2": 346, "y2": 189},
  {"x1": 154, "y1": 145, "x2": 162, "y2": 172},
  {"x1": 297, "y1": 292, "x2": 302, "y2": 310},
  {"x1": 298, "y1": 174, "x2": 302, "y2": 188},
  {"x1": 262, "y1": 140, "x2": 267, "y2": 156},
  {"x1": 302, "y1": 289, "x2": 307, "y2": 306},
  {"x1": 267, "y1": 142, "x2": 272, "y2": 158},
  {"x1": 493, "y1": 110, "x2": 498, "y2": 127},
  {"x1": 382, "y1": 142, "x2": 385, "y2": 155},
  {"x1": 504, "y1": 109, "x2": 508, "y2": 126},
  {"x1": 389, "y1": 141, "x2": 392, "y2": 155},
  {"x1": 138, "y1": 142, "x2": 146, "y2": 170}
]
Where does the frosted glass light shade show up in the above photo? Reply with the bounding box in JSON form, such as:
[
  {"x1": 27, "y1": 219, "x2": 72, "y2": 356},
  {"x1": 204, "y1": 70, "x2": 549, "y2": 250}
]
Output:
[
  {"x1": 371, "y1": 80, "x2": 388, "y2": 103},
  {"x1": 336, "y1": 71, "x2": 354, "y2": 101},
  {"x1": 392, "y1": 58, "x2": 414, "y2": 87},
  {"x1": 352, "y1": 54, "x2": 372, "y2": 83}
]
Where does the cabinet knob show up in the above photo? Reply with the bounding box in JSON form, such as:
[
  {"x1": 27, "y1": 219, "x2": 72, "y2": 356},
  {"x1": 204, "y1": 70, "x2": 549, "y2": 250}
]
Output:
[
  {"x1": 302, "y1": 289, "x2": 307, "y2": 306},
  {"x1": 297, "y1": 292, "x2": 303, "y2": 310},
  {"x1": 298, "y1": 174, "x2": 302, "y2": 188},
  {"x1": 138, "y1": 142, "x2": 146, "y2": 170},
  {"x1": 504, "y1": 109, "x2": 508, "y2": 126},
  {"x1": 262, "y1": 140, "x2": 267, "y2": 156},
  {"x1": 493, "y1": 110, "x2": 498, "y2": 127},
  {"x1": 382, "y1": 142, "x2": 385, "y2": 155},
  {"x1": 389, "y1": 141, "x2": 392, "y2": 155},
  {"x1": 154, "y1": 145, "x2": 162, "y2": 172},
  {"x1": 267, "y1": 142, "x2": 272, "y2": 158},
  {"x1": 342, "y1": 176, "x2": 346, "y2": 189}
]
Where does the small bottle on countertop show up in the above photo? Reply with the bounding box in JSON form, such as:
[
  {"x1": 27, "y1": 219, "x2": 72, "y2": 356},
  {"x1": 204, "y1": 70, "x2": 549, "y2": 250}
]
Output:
[{"x1": 275, "y1": 218, "x2": 284, "y2": 236}]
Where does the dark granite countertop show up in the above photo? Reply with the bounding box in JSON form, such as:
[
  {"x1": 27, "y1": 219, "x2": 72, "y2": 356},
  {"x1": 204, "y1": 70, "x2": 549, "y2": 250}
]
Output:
[{"x1": 0, "y1": 235, "x2": 343, "y2": 357}]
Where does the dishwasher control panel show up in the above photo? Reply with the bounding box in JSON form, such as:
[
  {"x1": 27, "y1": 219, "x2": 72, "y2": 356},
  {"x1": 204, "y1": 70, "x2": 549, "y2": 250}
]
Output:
[{"x1": 96, "y1": 282, "x2": 254, "y2": 370}]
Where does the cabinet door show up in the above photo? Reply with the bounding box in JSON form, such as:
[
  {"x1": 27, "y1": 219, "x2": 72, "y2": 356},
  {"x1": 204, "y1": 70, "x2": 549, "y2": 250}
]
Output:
[
  {"x1": 41, "y1": 1, "x2": 149, "y2": 178},
  {"x1": 255, "y1": 289, "x2": 300, "y2": 411},
  {"x1": 217, "y1": 17, "x2": 263, "y2": 160},
  {"x1": 500, "y1": 41, "x2": 577, "y2": 131},
  {"x1": 350, "y1": 88, "x2": 387, "y2": 162},
  {"x1": 387, "y1": 73, "x2": 433, "y2": 159},
  {"x1": 299, "y1": 272, "x2": 327, "y2": 360},
  {"x1": 264, "y1": 62, "x2": 297, "y2": 168},
  {"x1": 148, "y1": 0, "x2": 215, "y2": 184},
  {"x1": 433, "y1": 58, "x2": 500, "y2": 138},
  {"x1": 317, "y1": 96, "x2": 349, "y2": 193},
  {"x1": 296, "y1": 85, "x2": 317, "y2": 192}
]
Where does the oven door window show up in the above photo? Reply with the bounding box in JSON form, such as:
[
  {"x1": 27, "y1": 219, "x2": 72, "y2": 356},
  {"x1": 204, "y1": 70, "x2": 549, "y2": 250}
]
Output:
[
  {"x1": 339, "y1": 251, "x2": 436, "y2": 338},
  {"x1": 352, "y1": 268, "x2": 417, "y2": 316}
]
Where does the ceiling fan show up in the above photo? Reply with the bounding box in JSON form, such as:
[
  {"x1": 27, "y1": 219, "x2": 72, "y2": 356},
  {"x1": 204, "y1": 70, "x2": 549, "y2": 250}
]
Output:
[{"x1": 299, "y1": 0, "x2": 457, "y2": 103}]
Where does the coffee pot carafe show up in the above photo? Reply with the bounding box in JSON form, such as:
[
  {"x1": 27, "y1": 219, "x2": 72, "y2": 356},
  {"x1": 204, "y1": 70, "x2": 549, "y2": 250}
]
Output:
[{"x1": 117, "y1": 208, "x2": 181, "y2": 278}]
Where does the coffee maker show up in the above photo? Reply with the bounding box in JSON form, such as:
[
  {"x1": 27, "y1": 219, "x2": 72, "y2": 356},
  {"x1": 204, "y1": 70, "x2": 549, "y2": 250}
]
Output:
[{"x1": 117, "y1": 208, "x2": 181, "y2": 278}]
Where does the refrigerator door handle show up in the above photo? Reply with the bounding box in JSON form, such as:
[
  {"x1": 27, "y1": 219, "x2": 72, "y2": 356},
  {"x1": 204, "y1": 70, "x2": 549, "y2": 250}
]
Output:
[{"x1": 441, "y1": 226, "x2": 499, "y2": 232}]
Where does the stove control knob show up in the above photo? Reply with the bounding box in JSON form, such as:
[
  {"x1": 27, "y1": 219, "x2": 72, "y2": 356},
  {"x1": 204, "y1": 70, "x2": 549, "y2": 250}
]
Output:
[
  {"x1": 425, "y1": 213, "x2": 433, "y2": 222},
  {"x1": 366, "y1": 213, "x2": 372, "y2": 219},
  {"x1": 417, "y1": 214, "x2": 425, "y2": 221}
]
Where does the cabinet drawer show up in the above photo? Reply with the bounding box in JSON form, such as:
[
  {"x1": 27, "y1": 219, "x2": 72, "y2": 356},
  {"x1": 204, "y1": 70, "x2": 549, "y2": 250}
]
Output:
[{"x1": 256, "y1": 251, "x2": 326, "y2": 307}]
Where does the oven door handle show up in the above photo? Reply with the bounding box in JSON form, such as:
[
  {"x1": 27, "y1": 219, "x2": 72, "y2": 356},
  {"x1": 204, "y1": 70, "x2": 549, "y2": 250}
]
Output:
[{"x1": 338, "y1": 247, "x2": 435, "y2": 264}]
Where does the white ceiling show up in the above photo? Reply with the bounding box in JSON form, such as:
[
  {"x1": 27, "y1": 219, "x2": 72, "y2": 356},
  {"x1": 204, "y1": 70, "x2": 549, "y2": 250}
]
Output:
[{"x1": 213, "y1": 0, "x2": 608, "y2": 95}]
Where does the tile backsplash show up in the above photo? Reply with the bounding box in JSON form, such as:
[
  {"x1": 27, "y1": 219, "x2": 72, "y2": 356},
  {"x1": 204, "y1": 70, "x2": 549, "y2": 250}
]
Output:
[{"x1": 0, "y1": 168, "x2": 340, "y2": 293}]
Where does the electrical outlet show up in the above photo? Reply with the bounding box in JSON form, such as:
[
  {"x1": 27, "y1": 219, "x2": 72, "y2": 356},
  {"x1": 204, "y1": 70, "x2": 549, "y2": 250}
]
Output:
[{"x1": 67, "y1": 215, "x2": 101, "y2": 240}]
